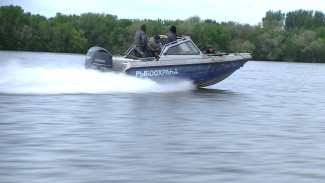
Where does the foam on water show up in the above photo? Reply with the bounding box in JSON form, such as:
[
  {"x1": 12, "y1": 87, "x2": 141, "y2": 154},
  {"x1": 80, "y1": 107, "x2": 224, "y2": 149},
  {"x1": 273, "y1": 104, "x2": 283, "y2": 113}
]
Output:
[{"x1": 0, "y1": 61, "x2": 196, "y2": 94}]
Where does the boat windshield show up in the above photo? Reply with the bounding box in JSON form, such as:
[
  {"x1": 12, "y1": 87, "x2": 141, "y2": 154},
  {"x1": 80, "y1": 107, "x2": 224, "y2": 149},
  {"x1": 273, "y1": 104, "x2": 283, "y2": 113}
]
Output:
[{"x1": 165, "y1": 41, "x2": 200, "y2": 55}]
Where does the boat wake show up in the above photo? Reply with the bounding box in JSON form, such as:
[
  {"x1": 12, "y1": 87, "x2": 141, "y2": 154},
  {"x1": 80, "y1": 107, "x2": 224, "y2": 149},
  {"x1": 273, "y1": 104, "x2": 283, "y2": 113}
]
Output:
[{"x1": 0, "y1": 62, "x2": 196, "y2": 95}]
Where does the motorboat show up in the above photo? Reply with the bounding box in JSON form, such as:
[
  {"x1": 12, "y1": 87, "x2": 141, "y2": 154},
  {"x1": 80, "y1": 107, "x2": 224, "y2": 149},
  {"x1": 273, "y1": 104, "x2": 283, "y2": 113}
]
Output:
[{"x1": 85, "y1": 36, "x2": 251, "y2": 87}]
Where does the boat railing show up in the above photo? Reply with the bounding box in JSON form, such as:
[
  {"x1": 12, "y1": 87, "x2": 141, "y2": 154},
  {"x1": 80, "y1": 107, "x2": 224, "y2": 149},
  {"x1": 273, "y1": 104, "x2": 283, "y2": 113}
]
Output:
[
  {"x1": 124, "y1": 35, "x2": 195, "y2": 60},
  {"x1": 124, "y1": 43, "x2": 136, "y2": 55}
]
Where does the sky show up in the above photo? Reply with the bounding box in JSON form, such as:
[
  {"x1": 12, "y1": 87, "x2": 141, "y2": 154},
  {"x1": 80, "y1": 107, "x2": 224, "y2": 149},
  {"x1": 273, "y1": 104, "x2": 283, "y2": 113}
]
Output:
[{"x1": 1, "y1": 0, "x2": 325, "y2": 25}]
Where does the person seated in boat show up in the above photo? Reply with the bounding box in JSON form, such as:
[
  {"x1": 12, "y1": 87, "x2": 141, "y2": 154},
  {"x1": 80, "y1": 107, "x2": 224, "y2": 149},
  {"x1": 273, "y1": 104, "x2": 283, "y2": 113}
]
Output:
[
  {"x1": 165, "y1": 25, "x2": 177, "y2": 43},
  {"x1": 134, "y1": 24, "x2": 148, "y2": 58},
  {"x1": 147, "y1": 35, "x2": 161, "y2": 58},
  {"x1": 202, "y1": 45, "x2": 216, "y2": 54}
]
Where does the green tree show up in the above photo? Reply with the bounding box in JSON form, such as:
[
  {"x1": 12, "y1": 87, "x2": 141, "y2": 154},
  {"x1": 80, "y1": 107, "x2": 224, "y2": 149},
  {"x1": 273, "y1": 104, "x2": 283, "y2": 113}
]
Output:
[
  {"x1": 225, "y1": 22, "x2": 254, "y2": 40},
  {"x1": 47, "y1": 13, "x2": 72, "y2": 52},
  {"x1": 313, "y1": 11, "x2": 325, "y2": 29},
  {"x1": 295, "y1": 31, "x2": 324, "y2": 62},
  {"x1": 254, "y1": 33, "x2": 283, "y2": 60},
  {"x1": 285, "y1": 10, "x2": 314, "y2": 30},
  {"x1": 107, "y1": 19, "x2": 133, "y2": 54},
  {"x1": 146, "y1": 20, "x2": 165, "y2": 37},
  {"x1": 67, "y1": 28, "x2": 87, "y2": 53},
  {"x1": 1, "y1": 6, "x2": 325, "y2": 62},
  {"x1": 0, "y1": 5, "x2": 31, "y2": 50},
  {"x1": 262, "y1": 10, "x2": 285, "y2": 30},
  {"x1": 195, "y1": 22, "x2": 231, "y2": 52},
  {"x1": 229, "y1": 39, "x2": 255, "y2": 53},
  {"x1": 315, "y1": 27, "x2": 325, "y2": 41},
  {"x1": 77, "y1": 13, "x2": 116, "y2": 48},
  {"x1": 28, "y1": 14, "x2": 49, "y2": 51}
]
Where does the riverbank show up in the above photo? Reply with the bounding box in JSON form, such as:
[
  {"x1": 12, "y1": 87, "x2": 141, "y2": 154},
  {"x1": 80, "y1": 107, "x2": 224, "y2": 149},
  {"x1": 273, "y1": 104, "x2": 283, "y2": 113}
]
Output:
[{"x1": 1, "y1": 6, "x2": 325, "y2": 63}]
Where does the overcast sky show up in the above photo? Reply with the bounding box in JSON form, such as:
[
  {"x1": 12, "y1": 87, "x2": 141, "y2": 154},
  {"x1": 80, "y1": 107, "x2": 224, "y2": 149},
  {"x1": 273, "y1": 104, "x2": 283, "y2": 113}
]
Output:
[{"x1": 1, "y1": 0, "x2": 325, "y2": 25}]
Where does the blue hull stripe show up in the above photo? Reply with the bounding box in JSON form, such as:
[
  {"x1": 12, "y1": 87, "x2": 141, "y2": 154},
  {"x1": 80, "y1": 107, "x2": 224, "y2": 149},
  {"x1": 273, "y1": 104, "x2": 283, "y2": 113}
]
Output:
[{"x1": 125, "y1": 59, "x2": 248, "y2": 85}]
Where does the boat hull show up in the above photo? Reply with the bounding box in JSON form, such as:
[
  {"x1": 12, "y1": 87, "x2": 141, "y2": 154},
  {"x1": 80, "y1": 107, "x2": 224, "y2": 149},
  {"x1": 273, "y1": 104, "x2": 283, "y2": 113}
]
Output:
[
  {"x1": 125, "y1": 59, "x2": 248, "y2": 87},
  {"x1": 85, "y1": 37, "x2": 252, "y2": 88}
]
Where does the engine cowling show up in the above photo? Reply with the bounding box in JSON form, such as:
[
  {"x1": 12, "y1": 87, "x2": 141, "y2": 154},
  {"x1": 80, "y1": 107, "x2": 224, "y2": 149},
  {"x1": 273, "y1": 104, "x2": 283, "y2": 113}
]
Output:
[{"x1": 85, "y1": 47, "x2": 112, "y2": 71}]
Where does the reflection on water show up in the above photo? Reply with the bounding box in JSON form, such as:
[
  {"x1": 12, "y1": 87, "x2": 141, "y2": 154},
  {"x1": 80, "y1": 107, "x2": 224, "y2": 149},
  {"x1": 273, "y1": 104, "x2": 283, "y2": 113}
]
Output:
[{"x1": 1, "y1": 51, "x2": 325, "y2": 182}]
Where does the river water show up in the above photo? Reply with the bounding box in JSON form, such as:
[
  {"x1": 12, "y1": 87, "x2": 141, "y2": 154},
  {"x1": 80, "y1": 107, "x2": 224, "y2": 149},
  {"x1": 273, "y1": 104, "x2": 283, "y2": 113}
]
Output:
[{"x1": 0, "y1": 51, "x2": 324, "y2": 183}]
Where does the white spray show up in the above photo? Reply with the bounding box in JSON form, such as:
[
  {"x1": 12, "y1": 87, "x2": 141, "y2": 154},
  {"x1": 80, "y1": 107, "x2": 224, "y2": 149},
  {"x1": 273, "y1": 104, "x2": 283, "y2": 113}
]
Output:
[{"x1": 0, "y1": 59, "x2": 195, "y2": 94}]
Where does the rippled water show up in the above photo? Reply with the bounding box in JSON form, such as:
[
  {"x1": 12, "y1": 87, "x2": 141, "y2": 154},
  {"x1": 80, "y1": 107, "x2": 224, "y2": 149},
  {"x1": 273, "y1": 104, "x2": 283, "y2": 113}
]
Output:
[{"x1": 1, "y1": 51, "x2": 325, "y2": 182}]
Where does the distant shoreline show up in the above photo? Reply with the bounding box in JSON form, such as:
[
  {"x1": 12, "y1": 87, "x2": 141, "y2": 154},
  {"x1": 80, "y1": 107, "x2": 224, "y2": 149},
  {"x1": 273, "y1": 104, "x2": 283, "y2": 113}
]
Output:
[{"x1": 1, "y1": 6, "x2": 324, "y2": 63}]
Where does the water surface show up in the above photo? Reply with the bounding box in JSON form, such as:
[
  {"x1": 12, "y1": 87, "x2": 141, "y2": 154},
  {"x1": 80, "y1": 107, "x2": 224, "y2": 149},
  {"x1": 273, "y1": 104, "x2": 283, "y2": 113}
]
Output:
[{"x1": 1, "y1": 51, "x2": 325, "y2": 182}]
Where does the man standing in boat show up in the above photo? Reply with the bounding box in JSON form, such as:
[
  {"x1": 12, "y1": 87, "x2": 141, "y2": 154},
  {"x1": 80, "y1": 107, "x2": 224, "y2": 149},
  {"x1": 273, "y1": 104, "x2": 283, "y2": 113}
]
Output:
[
  {"x1": 134, "y1": 24, "x2": 148, "y2": 58},
  {"x1": 166, "y1": 25, "x2": 177, "y2": 43}
]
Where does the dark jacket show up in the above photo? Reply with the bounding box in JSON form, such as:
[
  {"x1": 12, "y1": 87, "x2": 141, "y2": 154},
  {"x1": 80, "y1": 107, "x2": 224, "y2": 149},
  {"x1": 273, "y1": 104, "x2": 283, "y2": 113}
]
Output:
[
  {"x1": 166, "y1": 30, "x2": 177, "y2": 43},
  {"x1": 135, "y1": 29, "x2": 147, "y2": 48}
]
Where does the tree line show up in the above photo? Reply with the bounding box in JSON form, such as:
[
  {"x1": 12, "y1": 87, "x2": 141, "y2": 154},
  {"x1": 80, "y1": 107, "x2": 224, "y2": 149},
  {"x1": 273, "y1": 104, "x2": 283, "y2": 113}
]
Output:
[{"x1": 1, "y1": 5, "x2": 325, "y2": 62}]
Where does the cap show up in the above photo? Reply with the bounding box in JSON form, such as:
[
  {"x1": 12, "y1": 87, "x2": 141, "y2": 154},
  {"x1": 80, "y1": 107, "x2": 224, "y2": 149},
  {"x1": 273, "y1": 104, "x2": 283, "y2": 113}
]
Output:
[
  {"x1": 207, "y1": 45, "x2": 214, "y2": 49},
  {"x1": 154, "y1": 35, "x2": 161, "y2": 40}
]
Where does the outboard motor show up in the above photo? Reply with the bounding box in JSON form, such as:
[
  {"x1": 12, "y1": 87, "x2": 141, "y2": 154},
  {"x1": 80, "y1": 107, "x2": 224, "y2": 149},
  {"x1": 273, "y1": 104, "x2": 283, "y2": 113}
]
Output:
[{"x1": 85, "y1": 47, "x2": 112, "y2": 71}]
